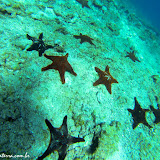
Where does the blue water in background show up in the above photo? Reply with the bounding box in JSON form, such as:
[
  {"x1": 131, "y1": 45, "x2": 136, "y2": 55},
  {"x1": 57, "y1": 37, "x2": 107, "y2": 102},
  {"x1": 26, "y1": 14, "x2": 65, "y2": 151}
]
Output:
[{"x1": 130, "y1": 0, "x2": 160, "y2": 31}]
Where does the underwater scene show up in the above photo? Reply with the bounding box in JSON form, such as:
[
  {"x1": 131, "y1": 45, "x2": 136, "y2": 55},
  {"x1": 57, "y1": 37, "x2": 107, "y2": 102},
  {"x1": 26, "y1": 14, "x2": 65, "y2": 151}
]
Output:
[{"x1": 0, "y1": 0, "x2": 160, "y2": 160}]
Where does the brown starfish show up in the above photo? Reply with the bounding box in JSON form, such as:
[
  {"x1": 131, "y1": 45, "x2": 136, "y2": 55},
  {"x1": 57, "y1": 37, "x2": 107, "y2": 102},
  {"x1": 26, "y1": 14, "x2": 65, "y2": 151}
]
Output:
[
  {"x1": 127, "y1": 97, "x2": 152, "y2": 129},
  {"x1": 74, "y1": 33, "x2": 95, "y2": 46},
  {"x1": 41, "y1": 53, "x2": 77, "y2": 84},
  {"x1": 37, "y1": 116, "x2": 85, "y2": 160},
  {"x1": 26, "y1": 33, "x2": 54, "y2": 57},
  {"x1": 150, "y1": 104, "x2": 160, "y2": 124},
  {"x1": 125, "y1": 51, "x2": 140, "y2": 62},
  {"x1": 76, "y1": 0, "x2": 90, "y2": 8},
  {"x1": 93, "y1": 66, "x2": 118, "y2": 94}
]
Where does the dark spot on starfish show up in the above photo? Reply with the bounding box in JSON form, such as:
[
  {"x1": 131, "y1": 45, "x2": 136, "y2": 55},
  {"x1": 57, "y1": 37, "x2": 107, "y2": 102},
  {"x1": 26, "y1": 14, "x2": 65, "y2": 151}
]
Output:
[
  {"x1": 93, "y1": 66, "x2": 118, "y2": 94},
  {"x1": 150, "y1": 104, "x2": 160, "y2": 124},
  {"x1": 26, "y1": 33, "x2": 54, "y2": 57},
  {"x1": 127, "y1": 97, "x2": 152, "y2": 129},
  {"x1": 125, "y1": 50, "x2": 140, "y2": 62},
  {"x1": 41, "y1": 53, "x2": 77, "y2": 84},
  {"x1": 76, "y1": 0, "x2": 90, "y2": 8},
  {"x1": 74, "y1": 33, "x2": 95, "y2": 46},
  {"x1": 37, "y1": 115, "x2": 85, "y2": 160}
]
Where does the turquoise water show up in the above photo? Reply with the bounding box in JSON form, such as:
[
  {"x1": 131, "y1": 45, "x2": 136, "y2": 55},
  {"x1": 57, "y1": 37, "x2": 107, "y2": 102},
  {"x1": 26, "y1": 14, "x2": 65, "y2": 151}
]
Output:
[
  {"x1": 0, "y1": 0, "x2": 160, "y2": 160},
  {"x1": 130, "y1": 0, "x2": 160, "y2": 31}
]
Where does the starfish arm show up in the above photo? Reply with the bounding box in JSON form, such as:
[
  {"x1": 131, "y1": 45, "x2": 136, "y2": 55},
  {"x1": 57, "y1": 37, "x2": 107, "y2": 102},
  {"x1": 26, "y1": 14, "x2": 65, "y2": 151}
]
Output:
[
  {"x1": 45, "y1": 119, "x2": 57, "y2": 133},
  {"x1": 132, "y1": 121, "x2": 139, "y2": 129},
  {"x1": 66, "y1": 64, "x2": 77, "y2": 76},
  {"x1": 136, "y1": 59, "x2": 140, "y2": 62},
  {"x1": 45, "y1": 119, "x2": 64, "y2": 144},
  {"x1": 60, "y1": 116, "x2": 68, "y2": 136},
  {"x1": 154, "y1": 112, "x2": 160, "y2": 121},
  {"x1": 62, "y1": 116, "x2": 67, "y2": 127},
  {"x1": 58, "y1": 145, "x2": 67, "y2": 160},
  {"x1": 143, "y1": 109, "x2": 150, "y2": 112},
  {"x1": 45, "y1": 44, "x2": 54, "y2": 49},
  {"x1": 59, "y1": 70, "x2": 65, "y2": 84},
  {"x1": 105, "y1": 66, "x2": 109, "y2": 73},
  {"x1": 26, "y1": 34, "x2": 35, "y2": 41},
  {"x1": 134, "y1": 97, "x2": 141, "y2": 109},
  {"x1": 44, "y1": 54, "x2": 56, "y2": 61},
  {"x1": 143, "y1": 121, "x2": 152, "y2": 128},
  {"x1": 150, "y1": 105, "x2": 160, "y2": 123},
  {"x1": 80, "y1": 39, "x2": 84, "y2": 44},
  {"x1": 150, "y1": 105, "x2": 156, "y2": 112},
  {"x1": 105, "y1": 83, "x2": 111, "y2": 94},
  {"x1": 41, "y1": 64, "x2": 54, "y2": 71},
  {"x1": 65, "y1": 53, "x2": 69, "y2": 58},
  {"x1": 27, "y1": 43, "x2": 39, "y2": 51},
  {"x1": 155, "y1": 118, "x2": 160, "y2": 124},
  {"x1": 69, "y1": 68, "x2": 77, "y2": 76},
  {"x1": 127, "y1": 109, "x2": 134, "y2": 115},
  {"x1": 39, "y1": 33, "x2": 43, "y2": 40},
  {"x1": 27, "y1": 46, "x2": 33, "y2": 51},
  {"x1": 38, "y1": 49, "x2": 45, "y2": 57},
  {"x1": 150, "y1": 105, "x2": 160, "y2": 114},
  {"x1": 73, "y1": 35, "x2": 80, "y2": 39},
  {"x1": 93, "y1": 78, "x2": 102, "y2": 86},
  {"x1": 95, "y1": 67, "x2": 104, "y2": 76},
  {"x1": 89, "y1": 41, "x2": 95, "y2": 46},
  {"x1": 113, "y1": 78, "x2": 118, "y2": 83},
  {"x1": 69, "y1": 136, "x2": 85, "y2": 144},
  {"x1": 37, "y1": 145, "x2": 53, "y2": 160}
]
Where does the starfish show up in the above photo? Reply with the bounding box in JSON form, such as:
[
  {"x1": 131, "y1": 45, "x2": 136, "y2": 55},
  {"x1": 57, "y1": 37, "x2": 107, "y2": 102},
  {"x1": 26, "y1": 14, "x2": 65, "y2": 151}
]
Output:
[
  {"x1": 150, "y1": 104, "x2": 160, "y2": 124},
  {"x1": 125, "y1": 50, "x2": 140, "y2": 62},
  {"x1": 37, "y1": 116, "x2": 85, "y2": 160},
  {"x1": 127, "y1": 97, "x2": 152, "y2": 129},
  {"x1": 76, "y1": 0, "x2": 90, "y2": 8},
  {"x1": 93, "y1": 66, "x2": 118, "y2": 94},
  {"x1": 41, "y1": 53, "x2": 77, "y2": 84},
  {"x1": 27, "y1": 33, "x2": 54, "y2": 57},
  {"x1": 74, "y1": 33, "x2": 95, "y2": 46}
]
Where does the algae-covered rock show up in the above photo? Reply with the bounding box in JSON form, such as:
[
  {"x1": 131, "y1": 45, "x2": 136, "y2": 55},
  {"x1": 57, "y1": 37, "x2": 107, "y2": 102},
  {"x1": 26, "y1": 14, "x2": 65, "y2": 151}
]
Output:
[
  {"x1": 107, "y1": 22, "x2": 120, "y2": 36},
  {"x1": 31, "y1": 7, "x2": 57, "y2": 21},
  {"x1": 91, "y1": 121, "x2": 120, "y2": 159}
]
